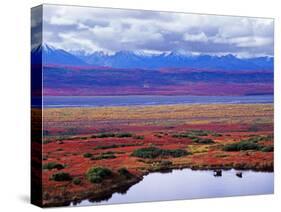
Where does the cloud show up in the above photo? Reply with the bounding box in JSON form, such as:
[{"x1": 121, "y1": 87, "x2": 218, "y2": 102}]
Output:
[
  {"x1": 183, "y1": 32, "x2": 208, "y2": 43},
  {"x1": 41, "y1": 4, "x2": 274, "y2": 58}
]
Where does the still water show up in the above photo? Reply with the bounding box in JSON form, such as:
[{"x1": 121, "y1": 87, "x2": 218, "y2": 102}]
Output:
[
  {"x1": 73, "y1": 168, "x2": 273, "y2": 206},
  {"x1": 43, "y1": 95, "x2": 273, "y2": 108}
]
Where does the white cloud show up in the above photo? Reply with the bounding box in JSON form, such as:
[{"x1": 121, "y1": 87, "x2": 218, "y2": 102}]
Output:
[
  {"x1": 42, "y1": 4, "x2": 274, "y2": 58},
  {"x1": 183, "y1": 32, "x2": 208, "y2": 42}
]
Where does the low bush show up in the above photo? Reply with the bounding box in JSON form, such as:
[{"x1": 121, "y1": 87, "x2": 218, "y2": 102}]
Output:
[
  {"x1": 172, "y1": 133, "x2": 193, "y2": 138},
  {"x1": 50, "y1": 172, "x2": 72, "y2": 181},
  {"x1": 116, "y1": 133, "x2": 133, "y2": 138},
  {"x1": 86, "y1": 167, "x2": 112, "y2": 184},
  {"x1": 189, "y1": 130, "x2": 210, "y2": 136},
  {"x1": 131, "y1": 147, "x2": 189, "y2": 159},
  {"x1": 83, "y1": 152, "x2": 93, "y2": 158},
  {"x1": 94, "y1": 143, "x2": 138, "y2": 150},
  {"x1": 242, "y1": 135, "x2": 273, "y2": 143},
  {"x1": 160, "y1": 160, "x2": 173, "y2": 166},
  {"x1": 172, "y1": 130, "x2": 217, "y2": 144},
  {"x1": 261, "y1": 145, "x2": 274, "y2": 152},
  {"x1": 118, "y1": 168, "x2": 133, "y2": 179},
  {"x1": 72, "y1": 177, "x2": 81, "y2": 185},
  {"x1": 223, "y1": 141, "x2": 261, "y2": 151},
  {"x1": 91, "y1": 132, "x2": 116, "y2": 138},
  {"x1": 223, "y1": 135, "x2": 274, "y2": 152},
  {"x1": 43, "y1": 162, "x2": 64, "y2": 170},
  {"x1": 91, "y1": 152, "x2": 116, "y2": 160},
  {"x1": 133, "y1": 135, "x2": 144, "y2": 140},
  {"x1": 91, "y1": 132, "x2": 133, "y2": 138},
  {"x1": 191, "y1": 137, "x2": 215, "y2": 144}
]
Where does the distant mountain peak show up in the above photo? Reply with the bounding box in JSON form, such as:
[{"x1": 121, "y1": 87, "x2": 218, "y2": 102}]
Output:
[
  {"x1": 31, "y1": 44, "x2": 273, "y2": 71},
  {"x1": 31, "y1": 43, "x2": 88, "y2": 66}
]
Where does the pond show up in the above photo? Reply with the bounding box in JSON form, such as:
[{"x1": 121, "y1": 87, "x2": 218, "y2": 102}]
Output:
[{"x1": 72, "y1": 168, "x2": 274, "y2": 206}]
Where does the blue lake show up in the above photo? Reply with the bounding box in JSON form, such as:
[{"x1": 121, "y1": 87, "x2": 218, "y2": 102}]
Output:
[
  {"x1": 72, "y1": 168, "x2": 274, "y2": 206},
  {"x1": 42, "y1": 95, "x2": 273, "y2": 108}
]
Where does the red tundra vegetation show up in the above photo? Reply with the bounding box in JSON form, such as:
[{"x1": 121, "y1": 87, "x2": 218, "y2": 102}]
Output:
[{"x1": 33, "y1": 103, "x2": 273, "y2": 206}]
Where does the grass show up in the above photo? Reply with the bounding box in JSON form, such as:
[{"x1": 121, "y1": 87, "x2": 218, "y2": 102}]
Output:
[
  {"x1": 131, "y1": 147, "x2": 190, "y2": 159},
  {"x1": 50, "y1": 172, "x2": 72, "y2": 181},
  {"x1": 86, "y1": 167, "x2": 112, "y2": 183},
  {"x1": 43, "y1": 162, "x2": 65, "y2": 170},
  {"x1": 151, "y1": 160, "x2": 173, "y2": 171},
  {"x1": 188, "y1": 145, "x2": 210, "y2": 154}
]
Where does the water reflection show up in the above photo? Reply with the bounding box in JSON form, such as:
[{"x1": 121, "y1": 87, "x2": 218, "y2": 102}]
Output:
[{"x1": 72, "y1": 168, "x2": 273, "y2": 206}]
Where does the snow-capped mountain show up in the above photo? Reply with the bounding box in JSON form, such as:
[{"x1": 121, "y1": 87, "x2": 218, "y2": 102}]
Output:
[
  {"x1": 31, "y1": 43, "x2": 273, "y2": 71},
  {"x1": 31, "y1": 43, "x2": 87, "y2": 66}
]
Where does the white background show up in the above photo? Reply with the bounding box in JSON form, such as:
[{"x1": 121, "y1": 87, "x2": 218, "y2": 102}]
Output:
[{"x1": 0, "y1": 0, "x2": 280, "y2": 211}]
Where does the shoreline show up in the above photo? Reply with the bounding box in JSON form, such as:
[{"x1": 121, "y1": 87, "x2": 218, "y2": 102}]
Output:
[
  {"x1": 42, "y1": 102, "x2": 274, "y2": 110},
  {"x1": 43, "y1": 165, "x2": 273, "y2": 207}
]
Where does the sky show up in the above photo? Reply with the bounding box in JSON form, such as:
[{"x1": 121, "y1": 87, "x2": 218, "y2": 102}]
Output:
[{"x1": 33, "y1": 4, "x2": 274, "y2": 58}]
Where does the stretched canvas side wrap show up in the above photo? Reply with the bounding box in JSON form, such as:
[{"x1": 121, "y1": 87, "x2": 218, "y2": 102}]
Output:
[{"x1": 31, "y1": 4, "x2": 274, "y2": 208}]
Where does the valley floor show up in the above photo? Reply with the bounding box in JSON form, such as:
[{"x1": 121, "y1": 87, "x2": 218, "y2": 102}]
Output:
[{"x1": 34, "y1": 103, "x2": 273, "y2": 207}]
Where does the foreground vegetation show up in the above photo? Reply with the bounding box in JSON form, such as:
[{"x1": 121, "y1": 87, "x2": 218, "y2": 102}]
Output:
[
  {"x1": 40, "y1": 104, "x2": 273, "y2": 207},
  {"x1": 223, "y1": 135, "x2": 273, "y2": 152},
  {"x1": 131, "y1": 147, "x2": 189, "y2": 159}
]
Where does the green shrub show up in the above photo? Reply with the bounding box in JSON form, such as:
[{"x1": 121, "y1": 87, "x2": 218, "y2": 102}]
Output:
[
  {"x1": 94, "y1": 143, "x2": 138, "y2": 150},
  {"x1": 91, "y1": 132, "x2": 133, "y2": 138},
  {"x1": 89, "y1": 175, "x2": 102, "y2": 183},
  {"x1": 167, "y1": 149, "x2": 189, "y2": 157},
  {"x1": 116, "y1": 133, "x2": 133, "y2": 138},
  {"x1": 172, "y1": 133, "x2": 193, "y2": 138},
  {"x1": 212, "y1": 133, "x2": 222, "y2": 137},
  {"x1": 72, "y1": 177, "x2": 81, "y2": 185},
  {"x1": 86, "y1": 167, "x2": 112, "y2": 183},
  {"x1": 118, "y1": 168, "x2": 133, "y2": 179},
  {"x1": 94, "y1": 144, "x2": 118, "y2": 149},
  {"x1": 91, "y1": 152, "x2": 116, "y2": 160},
  {"x1": 50, "y1": 172, "x2": 72, "y2": 181},
  {"x1": 189, "y1": 130, "x2": 210, "y2": 136},
  {"x1": 83, "y1": 152, "x2": 93, "y2": 158},
  {"x1": 94, "y1": 132, "x2": 116, "y2": 138},
  {"x1": 43, "y1": 162, "x2": 64, "y2": 170},
  {"x1": 133, "y1": 135, "x2": 144, "y2": 140},
  {"x1": 223, "y1": 140, "x2": 261, "y2": 151},
  {"x1": 242, "y1": 135, "x2": 273, "y2": 143},
  {"x1": 173, "y1": 130, "x2": 212, "y2": 138},
  {"x1": 192, "y1": 137, "x2": 215, "y2": 144},
  {"x1": 131, "y1": 147, "x2": 189, "y2": 159},
  {"x1": 261, "y1": 145, "x2": 274, "y2": 152},
  {"x1": 131, "y1": 147, "x2": 162, "y2": 158}
]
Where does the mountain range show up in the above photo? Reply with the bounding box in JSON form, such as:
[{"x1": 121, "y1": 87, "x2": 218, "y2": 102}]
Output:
[{"x1": 32, "y1": 44, "x2": 273, "y2": 71}]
